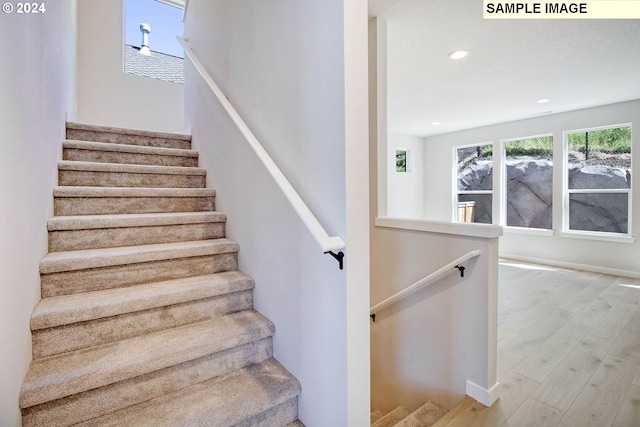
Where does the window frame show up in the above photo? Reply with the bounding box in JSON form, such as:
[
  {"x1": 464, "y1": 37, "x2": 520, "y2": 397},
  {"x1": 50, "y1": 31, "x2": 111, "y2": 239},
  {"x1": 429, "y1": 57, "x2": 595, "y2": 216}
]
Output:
[
  {"x1": 501, "y1": 132, "x2": 554, "y2": 232},
  {"x1": 562, "y1": 123, "x2": 633, "y2": 241},
  {"x1": 453, "y1": 142, "x2": 494, "y2": 223}
]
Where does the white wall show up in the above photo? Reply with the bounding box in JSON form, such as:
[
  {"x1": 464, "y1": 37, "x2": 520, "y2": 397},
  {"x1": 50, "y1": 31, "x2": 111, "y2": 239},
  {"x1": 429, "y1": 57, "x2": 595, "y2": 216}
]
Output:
[
  {"x1": 76, "y1": 0, "x2": 184, "y2": 133},
  {"x1": 370, "y1": 17, "x2": 499, "y2": 412},
  {"x1": 0, "y1": 2, "x2": 77, "y2": 425},
  {"x1": 387, "y1": 131, "x2": 425, "y2": 218},
  {"x1": 184, "y1": 0, "x2": 369, "y2": 425},
  {"x1": 423, "y1": 100, "x2": 640, "y2": 278},
  {"x1": 370, "y1": 225, "x2": 499, "y2": 412}
]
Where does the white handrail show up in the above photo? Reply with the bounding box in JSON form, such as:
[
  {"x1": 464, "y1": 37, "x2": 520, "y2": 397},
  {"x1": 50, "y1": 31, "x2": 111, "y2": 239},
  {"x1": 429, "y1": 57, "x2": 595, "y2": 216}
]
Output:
[
  {"x1": 178, "y1": 37, "x2": 346, "y2": 253},
  {"x1": 370, "y1": 250, "x2": 481, "y2": 316}
]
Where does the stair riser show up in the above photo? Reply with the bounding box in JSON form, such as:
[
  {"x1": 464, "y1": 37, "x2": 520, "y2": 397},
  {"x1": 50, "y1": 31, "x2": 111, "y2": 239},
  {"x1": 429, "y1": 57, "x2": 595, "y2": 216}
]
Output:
[
  {"x1": 33, "y1": 290, "x2": 253, "y2": 358},
  {"x1": 66, "y1": 129, "x2": 191, "y2": 150},
  {"x1": 54, "y1": 196, "x2": 215, "y2": 215},
  {"x1": 41, "y1": 253, "x2": 238, "y2": 297},
  {"x1": 22, "y1": 338, "x2": 273, "y2": 427},
  {"x1": 59, "y1": 170, "x2": 206, "y2": 189},
  {"x1": 49, "y1": 222, "x2": 225, "y2": 251},
  {"x1": 238, "y1": 397, "x2": 299, "y2": 427},
  {"x1": 64, "y1": 148, "x2": 198, "y2": 167}
]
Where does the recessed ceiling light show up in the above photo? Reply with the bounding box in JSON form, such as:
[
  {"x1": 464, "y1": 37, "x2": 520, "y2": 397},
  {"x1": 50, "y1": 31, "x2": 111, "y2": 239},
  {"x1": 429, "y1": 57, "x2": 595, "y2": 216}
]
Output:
[
  {"x1": 537, "y1": 98, "x2": 551, "y2": 103},
  {"x1": 448, "y1": 49, "x2": 469, "y2": 60},
  {"x1": 432, "y1": 121, "x2": 441, "y2": 126}
]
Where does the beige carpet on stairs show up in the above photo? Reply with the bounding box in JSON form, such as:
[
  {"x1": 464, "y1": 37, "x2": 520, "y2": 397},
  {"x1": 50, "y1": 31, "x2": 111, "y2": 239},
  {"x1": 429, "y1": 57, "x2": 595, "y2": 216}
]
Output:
[{"x1": 19, "y1": 122, "x2": 304, "y2": 427}]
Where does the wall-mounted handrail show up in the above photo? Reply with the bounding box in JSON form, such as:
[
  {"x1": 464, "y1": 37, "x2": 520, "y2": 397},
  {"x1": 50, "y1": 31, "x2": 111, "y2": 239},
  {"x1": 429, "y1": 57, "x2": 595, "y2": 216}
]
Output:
[
  {"x1": 177, "y1": 37, "x2": 346, "y2": 261},
  {"x1": 370, "y1": 250, "x2": 481, "y2": 319}
]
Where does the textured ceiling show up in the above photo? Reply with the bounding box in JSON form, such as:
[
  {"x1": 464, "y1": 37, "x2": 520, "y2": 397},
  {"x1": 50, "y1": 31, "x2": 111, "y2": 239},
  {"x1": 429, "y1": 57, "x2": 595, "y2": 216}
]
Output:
[{"x1": 369, "y1": 0, "x2": 640, "y2": 137}]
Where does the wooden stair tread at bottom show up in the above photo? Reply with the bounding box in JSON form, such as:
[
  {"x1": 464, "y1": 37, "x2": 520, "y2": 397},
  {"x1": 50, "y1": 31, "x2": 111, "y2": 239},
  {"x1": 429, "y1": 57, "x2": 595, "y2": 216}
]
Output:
[{"x1": 371, "y1": 397, "x2": 474, "y2": 427}]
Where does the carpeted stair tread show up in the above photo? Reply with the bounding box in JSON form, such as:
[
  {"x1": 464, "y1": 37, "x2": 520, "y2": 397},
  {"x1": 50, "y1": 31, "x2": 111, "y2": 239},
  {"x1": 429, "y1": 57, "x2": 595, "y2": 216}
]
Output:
[
  {"x1": 67, "y1": 122, "x2": 192, "y2": 141},
  {"x1": 63, "y1": 139, "x2": 198, "y2": 157},
  {"x1": 20, "y1": 310, "x2": 275, "y2": 408},
  {"x1": 22, "y1": 339, "x2": 274, "y2": 427},
  {"x1": 284, "y1": 421, "x2": 305, "y2": 427},
  {"x1": 47, "y1": 212, "x2": 227, "y2": 251},
  {"x1": 394, "y1": 401, "x2": 449, "y2": 427},
  {"x1": 58, "y1": 161, "x2": 206, "y2": 188},
  {"x1": 58, "y1": 160, "x2": 206, "y2": 175},
  {"x1": 371, "y1": 409, "x2": 383, "y2": 423},
  {"x1": 53, "y1": 185, "x2": 215, "y2": 198},
  {"x1": 48, "y1": 212, "x2": 226, "y2": 231},
  {"x1": 40, "y1": 239, "x2": 239, "y2": 274},
  {"x1": 372, "y1": 406, "x2": 410, "y2": 427},
  {"x1": 66, "y1": 122, "x2": 192, "y2": 151},
  {"x1": 74, "y1": 358, "x2": 300, "y2": 427},
  {"x1": 31, "y1": 271, "x2": 254, "y2": 330}
]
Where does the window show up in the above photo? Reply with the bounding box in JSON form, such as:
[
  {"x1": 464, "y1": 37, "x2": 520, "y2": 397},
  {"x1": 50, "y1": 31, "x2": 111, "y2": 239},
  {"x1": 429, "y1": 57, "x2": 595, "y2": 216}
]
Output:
[
  {"x1": 565, "y1": 125, "x2": 632, "y2": 235},
  {"x1": 455, "y1": 144, "x2": 493, "y2": 224},
  {"x1": 124, "y1": 0, "x2": 185, "y2": 84},
  {"x1": 396, "y1": 149, "x2": 413, "y2": 173},
  {"x1": 396, "y1": 149, "x2": 407, "y2": 172},
  {"x1": 504, "y1": 134, "x2": 553, "y2": 229}
]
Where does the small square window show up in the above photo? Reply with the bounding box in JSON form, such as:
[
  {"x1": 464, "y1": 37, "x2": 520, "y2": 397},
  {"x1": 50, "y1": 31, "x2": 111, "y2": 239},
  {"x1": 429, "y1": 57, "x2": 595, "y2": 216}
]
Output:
[{"x1": 124, "y1": 0, "x2": 184, "y2": 84}]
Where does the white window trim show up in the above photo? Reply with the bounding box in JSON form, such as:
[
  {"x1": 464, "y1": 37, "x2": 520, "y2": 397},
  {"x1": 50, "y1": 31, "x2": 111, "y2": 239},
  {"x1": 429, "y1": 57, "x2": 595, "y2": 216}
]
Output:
[
  {"x1": 560, "y1": 230, "x2": 635, "y2": 244},
  {"x1": 562, "y1": 124, "x2": 633, "y2": 238},
  {"x1": 504, "y1": 226, "x2": 555, "y2": 236},
  {"x1": 501, "y1": 133, "x2": 554, "y2": 231}
]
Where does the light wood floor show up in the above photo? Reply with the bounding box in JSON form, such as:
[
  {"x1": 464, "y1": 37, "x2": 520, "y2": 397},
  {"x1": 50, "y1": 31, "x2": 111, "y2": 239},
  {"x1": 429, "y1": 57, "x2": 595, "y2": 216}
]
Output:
[{"x1": 449, "y1": 259, "x2": 640, "y2": 427}]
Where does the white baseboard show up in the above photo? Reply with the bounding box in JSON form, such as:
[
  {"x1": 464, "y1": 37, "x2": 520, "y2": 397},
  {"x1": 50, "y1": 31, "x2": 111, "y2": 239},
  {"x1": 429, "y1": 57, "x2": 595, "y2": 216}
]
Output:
[
  {"x1": 466, "y1": 380, "x2": 500, "y2": 407},
  {"x1": 500, "y1": 253, "x2": 640, "y2": 280}
]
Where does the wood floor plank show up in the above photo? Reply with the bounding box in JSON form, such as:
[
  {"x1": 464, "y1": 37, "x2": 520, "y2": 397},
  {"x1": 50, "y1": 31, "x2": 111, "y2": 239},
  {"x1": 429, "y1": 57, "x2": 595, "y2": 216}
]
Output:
[
  {"x1": 557, "y1": 274, "x2": 612, "y2": 313},
  {"x1": 545, "y1": 278, "x2": 593, "y2": 308},
  {"x1": 609, "y1": 311, "x2": 640, "y2": 363},
  {"x1": 498, "y1": 348, "x2": 526, "y2": 381},
  {"x1": 501, "y1": 397, "x2": 564, "y2": 427},
  {"x1": 601, "y1": 278, "x2": 640, "y2": 305},
  {"x1": 499, "y1": 289, "x2": 552, "y2": 321},
  {"x1": 589, "y1": 301, "x2": 636, "y2": 340},
  {"x1": 446, "y1": 372, "x2": 539, "y2": 427},
  {"x1": 498, "y1": 328, "x2": 518, "y2": 349},
  {"x1": 531, "y1": 334, "x2": 613, "y2": 412},
  {"x1": 499, "y1": 302, "x2": 556, "y2": 333},
  {"x1": 513, "y1": 322, "x2": 590, "y2": 382},
  {"x1": 502, "y1": 309, "x2": 575, "y2": 356},
  {"x1": 612, "y1": 385, "x2": 640, "y2": 427},
  {"x1": 572, "y1": 297, "x2": 615, "y2": 328},
  {"x1": 558, "y1": 354, "x2": 638, "y2": 427}
]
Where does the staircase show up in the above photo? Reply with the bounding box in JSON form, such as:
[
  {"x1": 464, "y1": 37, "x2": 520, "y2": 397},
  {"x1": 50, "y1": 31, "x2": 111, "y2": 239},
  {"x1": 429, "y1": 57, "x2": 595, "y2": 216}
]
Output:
[
  {"x1": 370, "y1": 401, "x2": 447, "y2": 427},
  {"x1": 370, "y1": 396, "x2": 477, "y2": 427},
  {"x1": 19, "y1": 122, "x2": 303, "y2": 427}
]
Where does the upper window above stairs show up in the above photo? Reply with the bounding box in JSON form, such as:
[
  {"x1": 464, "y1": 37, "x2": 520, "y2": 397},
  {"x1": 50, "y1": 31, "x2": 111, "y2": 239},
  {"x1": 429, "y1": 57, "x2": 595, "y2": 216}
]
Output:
[{"x1": 124, "y1": 0, "x2": 185, "y2": 84}]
